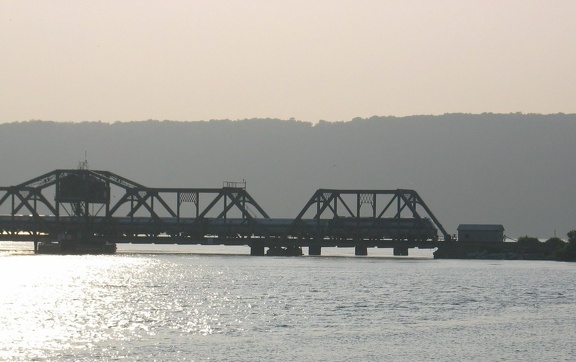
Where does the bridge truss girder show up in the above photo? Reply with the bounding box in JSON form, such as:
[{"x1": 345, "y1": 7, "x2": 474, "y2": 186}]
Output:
[
  {"x1": 286, "y1": 189, "x2": 452, "y2": 242},
  {"x1": 0, "y1": 169, "x2": 269, "y2": 241},
  {"x1": 0, "y1": 170, "x2": 452, "y2": 248}
]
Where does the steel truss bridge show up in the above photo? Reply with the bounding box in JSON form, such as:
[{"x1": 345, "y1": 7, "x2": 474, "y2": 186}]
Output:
[{"x1": 0, "y1": 169, "x2": 452, "y2": 255}]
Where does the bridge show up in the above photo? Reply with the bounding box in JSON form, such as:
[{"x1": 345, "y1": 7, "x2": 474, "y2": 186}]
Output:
[{"x1": 0, "y1": 169, "x2": 452, "y2": 255}]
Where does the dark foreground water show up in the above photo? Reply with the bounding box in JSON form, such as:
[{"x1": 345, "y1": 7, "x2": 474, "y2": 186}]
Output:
[{"x1": 1, "y1": 244, "x2": 575, "y2": 361}]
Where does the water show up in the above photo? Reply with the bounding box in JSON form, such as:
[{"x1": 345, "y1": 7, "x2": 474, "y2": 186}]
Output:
[{"x1": 1, "y1": 243, "x2": 576, "y2": 361}]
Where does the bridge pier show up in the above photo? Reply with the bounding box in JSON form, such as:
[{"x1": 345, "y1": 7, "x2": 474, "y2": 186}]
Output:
[
  {"x1": 309, "y1": 246, "x2": 322, "y2": 256},
  {"x1": 355, "y1": 246, "x2": 368, "y2": 256},
  {"x1": 393, "y1": 247, "x2": 409, "y2": 256},
  {"x1": 250, "y1": 244, "x2": 265, "y2": 256}
]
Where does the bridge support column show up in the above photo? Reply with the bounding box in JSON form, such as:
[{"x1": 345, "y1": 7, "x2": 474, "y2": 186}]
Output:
[
  {"x1": 393, "y1": 247, "x2": 409, "y2": 256},
  {"x1": 250, "y1": 244, "x2": 265, "y2": 256},
  {"x1": 309, "y1": 246, "x2": 322, "y2": 256},
  {"x1": 355, "y1": 246, "x2": 368, "y2": 256}
]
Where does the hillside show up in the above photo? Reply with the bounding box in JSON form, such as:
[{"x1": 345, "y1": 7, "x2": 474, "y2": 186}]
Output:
[{"x1": 1, "y1": 114, "x2": 574, "y2": 239}]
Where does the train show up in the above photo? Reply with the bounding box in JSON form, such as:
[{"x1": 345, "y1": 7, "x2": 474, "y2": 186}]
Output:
[{"x1": 0, "y1": 214, "x2": 438, "y2": 242}]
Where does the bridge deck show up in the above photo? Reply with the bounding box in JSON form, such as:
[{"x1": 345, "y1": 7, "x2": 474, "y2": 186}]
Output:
[{"x1": 0, "y1": 215, "x2": 439, "y2": 247}]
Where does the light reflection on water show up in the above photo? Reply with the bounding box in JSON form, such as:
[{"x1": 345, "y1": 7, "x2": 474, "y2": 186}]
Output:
[{"x1": 1, "y1": 249, "x2": 576, "y2": 361}]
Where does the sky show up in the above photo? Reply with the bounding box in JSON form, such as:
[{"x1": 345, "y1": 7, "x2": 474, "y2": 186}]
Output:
[{"x1": 1, "y1": 1, "x2": 575, "y2": 123}]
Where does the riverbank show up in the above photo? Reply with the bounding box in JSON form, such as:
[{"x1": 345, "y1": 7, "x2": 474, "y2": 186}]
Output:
[{"x1": 434, "y1": 241, "x2": 563, "y2": 261}]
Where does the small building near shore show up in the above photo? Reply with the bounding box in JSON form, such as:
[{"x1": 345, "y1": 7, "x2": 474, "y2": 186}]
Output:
[{"x1": 457, "y1": 224, "x2": 505, "y2": 242}]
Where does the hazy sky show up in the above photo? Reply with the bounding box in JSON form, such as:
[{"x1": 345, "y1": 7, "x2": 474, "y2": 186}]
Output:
[{"x1": 2, "y1": 1, "x2": 575, "y2": 123}]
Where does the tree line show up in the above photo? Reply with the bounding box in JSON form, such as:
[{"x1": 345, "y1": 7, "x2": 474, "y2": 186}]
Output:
[{"x1": 517, "y1": 231, "x2": 576, "y2": 261}]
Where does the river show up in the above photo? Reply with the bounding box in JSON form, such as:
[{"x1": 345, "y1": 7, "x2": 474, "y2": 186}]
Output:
[{"x1": 1, "y1": 242, "x2": 575, "y2": 361}]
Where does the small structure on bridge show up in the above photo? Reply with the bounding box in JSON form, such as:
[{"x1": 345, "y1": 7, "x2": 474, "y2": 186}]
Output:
[{"x1": 457, "y1": 224, "x2": 505, "y2": 242}]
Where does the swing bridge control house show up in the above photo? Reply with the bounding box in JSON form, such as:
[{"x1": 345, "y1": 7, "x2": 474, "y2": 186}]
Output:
[{"x1": 457, "y1": 224, "x2": 505, "y2": 243}]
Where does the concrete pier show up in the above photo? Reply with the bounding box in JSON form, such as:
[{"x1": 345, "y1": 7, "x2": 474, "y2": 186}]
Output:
[
  {"x1": 355, "y1": 246, "x2": 368, "y2": 256},
  {"x1": 309, "y1": 245, "x2": 322, "y2": 256},
  {"x1": 393, "y1": 247, "x2": 409, "y2": 256},
  {"x1": 250, "y1": 244, "x2": 265, "y2": 256}
]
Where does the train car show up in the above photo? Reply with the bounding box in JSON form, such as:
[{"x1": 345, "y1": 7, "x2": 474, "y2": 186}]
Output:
[{"x1": 327, "y1": 217, "x2": 438, "y2": 241}]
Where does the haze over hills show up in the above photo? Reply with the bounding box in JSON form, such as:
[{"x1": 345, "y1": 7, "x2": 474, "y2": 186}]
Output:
[{"x1": 1, "y1": 113, "x2": 575, "y2": 239}]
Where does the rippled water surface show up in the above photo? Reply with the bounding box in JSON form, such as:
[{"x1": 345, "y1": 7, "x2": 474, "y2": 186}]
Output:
[{"x1": 1, "y1": 246, "x2": 576, "y2": 361}]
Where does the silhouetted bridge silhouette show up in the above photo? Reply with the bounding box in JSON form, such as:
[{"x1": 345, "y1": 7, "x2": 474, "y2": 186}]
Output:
[{"x1": 0, "y1": 169, "x2": 452, "y2": 255}]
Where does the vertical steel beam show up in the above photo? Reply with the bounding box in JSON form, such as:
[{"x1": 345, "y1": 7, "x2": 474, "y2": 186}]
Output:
[
  {"x1": 333, "y1": 195, "x2": 338, "y2": 216},
  {"x1": 177, "y1": 191, "x2": 181, "y2": 221},
  {"x1": 54, "y1": 171, "x2": 60, "y2": 221}
]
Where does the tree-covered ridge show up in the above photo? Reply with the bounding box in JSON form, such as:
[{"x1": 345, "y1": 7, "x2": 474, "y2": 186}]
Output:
[{"x1": 1, "y1": 113, "x2": 575, "y2": 240}]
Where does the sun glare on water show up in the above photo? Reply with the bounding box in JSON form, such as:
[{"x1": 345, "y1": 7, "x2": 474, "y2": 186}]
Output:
[{"x1": 0, "y1": 255, "x2": 162, "y2": 359}]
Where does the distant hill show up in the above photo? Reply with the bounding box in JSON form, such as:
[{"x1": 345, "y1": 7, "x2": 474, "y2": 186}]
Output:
[{"x1": 1, "y1": 113, "x2": 575, "y2": 239}]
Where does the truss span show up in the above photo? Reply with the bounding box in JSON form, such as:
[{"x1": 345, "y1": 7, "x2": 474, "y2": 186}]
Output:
[{"x1": 0, "y1": 169, "x2": 452, "y2": 255}]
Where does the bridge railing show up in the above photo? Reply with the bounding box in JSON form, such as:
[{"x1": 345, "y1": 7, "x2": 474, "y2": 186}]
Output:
[{"x1": 223, "y1": 180, "x2": 246, "y2": 190}]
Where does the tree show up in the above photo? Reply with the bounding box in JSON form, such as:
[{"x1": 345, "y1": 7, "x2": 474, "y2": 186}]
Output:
[
  {"x1": 568, "y1": 230, "x2": 576, "y2": 244},
  {"x1": 556, "y1": 230, "x2": 576, "y2": 261},
  {"x1": 517, "y1": 236, "x2": 541, "y2": 247},
  {"x1": 545, "y1": 237, "x2": 566, "y2": 249}
]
